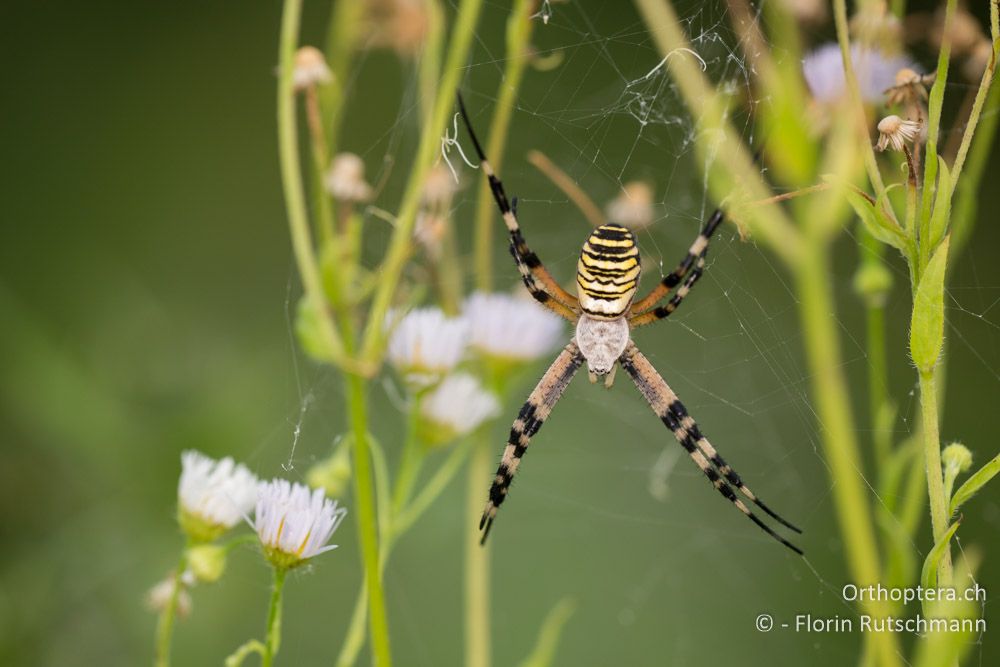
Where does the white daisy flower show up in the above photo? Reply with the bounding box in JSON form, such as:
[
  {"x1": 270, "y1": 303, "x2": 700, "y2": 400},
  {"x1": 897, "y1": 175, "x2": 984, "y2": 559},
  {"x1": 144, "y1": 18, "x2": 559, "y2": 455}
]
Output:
[
  {"x1": 252, "y1": 479, "x2": 348, "y2": 570},
  {"x1": 386, "y1": 307, "x2": 470, "y2": 389},
  {"x1": 802, "y1": 43, "x2": 914, "y2": 104},
  {"x1": 464, "y1": 292, "x2": 564, "y2": 362},
  {"x1": 178, "y1": 451, "x2": 259, "y2": 542},
  {"x1": 292, "y1": 46, "x2": 333, "y2": 91},
  {"x1": 419, "y1": 373, "x2": 501, "y2": 446}
]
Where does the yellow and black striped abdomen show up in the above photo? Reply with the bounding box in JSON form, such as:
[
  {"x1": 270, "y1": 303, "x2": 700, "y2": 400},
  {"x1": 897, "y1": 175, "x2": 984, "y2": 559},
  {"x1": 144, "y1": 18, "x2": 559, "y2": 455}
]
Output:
[{"x1": 576, "y1": 223, "x2": 641, "y2": 319}]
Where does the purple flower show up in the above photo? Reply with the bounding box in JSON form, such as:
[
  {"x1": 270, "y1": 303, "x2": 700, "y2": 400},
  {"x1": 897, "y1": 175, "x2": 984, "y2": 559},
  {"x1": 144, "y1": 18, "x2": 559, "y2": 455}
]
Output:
[{"x1": 803, "y1": 43, "x2": 916, "y2": 104}]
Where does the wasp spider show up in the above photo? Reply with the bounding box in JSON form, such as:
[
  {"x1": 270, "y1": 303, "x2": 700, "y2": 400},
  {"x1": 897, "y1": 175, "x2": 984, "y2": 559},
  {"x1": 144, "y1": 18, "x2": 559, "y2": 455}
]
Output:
[{"x1": 457, "y1": 94, "x2": 802, "y2": 555}]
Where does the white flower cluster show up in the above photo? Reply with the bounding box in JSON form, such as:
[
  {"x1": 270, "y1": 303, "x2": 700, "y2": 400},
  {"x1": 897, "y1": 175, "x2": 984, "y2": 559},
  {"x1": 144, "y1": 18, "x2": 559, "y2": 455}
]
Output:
[
  {"x1": 385, "y1": 292, "x2": 564, "y2": 443},
  {"x1": 177, "y1": 451, "x2": 347, "y2": 570},
  {"x1": 252, "y1": 479, "x2": 347, "y2": 570}
]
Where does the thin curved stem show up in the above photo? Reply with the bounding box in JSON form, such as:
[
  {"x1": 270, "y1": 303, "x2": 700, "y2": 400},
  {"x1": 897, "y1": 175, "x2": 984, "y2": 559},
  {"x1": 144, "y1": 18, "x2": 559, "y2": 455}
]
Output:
[{"x1": 277, "y1": 0, "x2": 350, "y2": 370}]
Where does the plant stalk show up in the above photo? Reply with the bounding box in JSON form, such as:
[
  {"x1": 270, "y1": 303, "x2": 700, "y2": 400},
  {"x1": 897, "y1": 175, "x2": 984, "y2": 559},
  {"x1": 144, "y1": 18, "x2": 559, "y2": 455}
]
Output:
[
  {"x1": 262, "y1": 568, "x2": 287, "y2": 667},
  {"x1": 918, "y1": 369, "x2": 953, "y2": 584},
  {"x1": 465, "y1": 436, "x2": 492, "y2": 667},
  {"x1": 345, "y1": 371, "x2": 393, "y2": 666},
  {"x1": 794, "y1": 242, "x2": 902, "y2": 667},
  {"x1": 154, "y1": 550, "x2": 188, "y2": 667}
]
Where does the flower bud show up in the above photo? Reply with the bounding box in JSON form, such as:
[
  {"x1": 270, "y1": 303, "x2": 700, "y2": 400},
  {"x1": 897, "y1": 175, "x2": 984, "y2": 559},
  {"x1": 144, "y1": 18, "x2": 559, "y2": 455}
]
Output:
[{"x1": 187, "y1": 544, "x2": 227, "y2": 583}]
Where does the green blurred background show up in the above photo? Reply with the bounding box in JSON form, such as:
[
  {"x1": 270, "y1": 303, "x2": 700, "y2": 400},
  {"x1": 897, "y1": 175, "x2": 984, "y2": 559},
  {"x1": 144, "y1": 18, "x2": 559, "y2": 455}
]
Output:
[{"x1": 2, "y1": 1, "x2": 998, "y2": 665}]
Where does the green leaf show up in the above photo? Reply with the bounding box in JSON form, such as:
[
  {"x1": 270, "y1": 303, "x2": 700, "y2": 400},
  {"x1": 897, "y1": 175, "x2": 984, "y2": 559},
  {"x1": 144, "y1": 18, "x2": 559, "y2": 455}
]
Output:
[
  {"x1": 517, "y1": 597, "x2": 577, "y2": 667},
  {"x1": 833, "y1": 178, "x2": 908, "y2": 251},
  {"x1": 909, "y1": 236, "x2": 950, "y2": 373},
  {"x1": 928, "y1": 160, "x2": 952, "y2": 250},
  {"x1": 920, "y1": 518, "x2": 961, "y2": 591},
  {"x1": 950, "y1": 452, "x2": 1000, "y2": 515}
]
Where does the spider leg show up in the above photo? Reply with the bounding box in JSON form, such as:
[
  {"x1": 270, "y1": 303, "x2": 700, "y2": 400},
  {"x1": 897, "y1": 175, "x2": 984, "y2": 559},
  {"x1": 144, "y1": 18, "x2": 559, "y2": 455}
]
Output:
[
  {"x1": 627, "y1": 253, "x2": 707, "y2": 328},
  {"x1": 456, "y1": 93, "x2": 579, "y2": 321},
  {"x1": 481, "y1": 341, "x2": 585, "y2": 543},
  {"x1": 667, "y1": 400, "x2": 801, "y2": 533},
  {"x1": 628, "y1": 208, "x2": 724, "y2": 319},
  {"x1": 619, "y1": 342, "x2": 802, "y2": 555}
]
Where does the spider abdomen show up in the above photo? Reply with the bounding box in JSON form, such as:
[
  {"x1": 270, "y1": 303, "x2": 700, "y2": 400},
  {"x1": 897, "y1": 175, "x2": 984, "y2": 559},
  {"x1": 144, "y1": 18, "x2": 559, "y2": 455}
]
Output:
[
  {"x1": 575, "y1": 314, "x2": 629, "y2": 375},
  {"x1": 576, "y1": 223, "x2": 641, "y2": 318}
]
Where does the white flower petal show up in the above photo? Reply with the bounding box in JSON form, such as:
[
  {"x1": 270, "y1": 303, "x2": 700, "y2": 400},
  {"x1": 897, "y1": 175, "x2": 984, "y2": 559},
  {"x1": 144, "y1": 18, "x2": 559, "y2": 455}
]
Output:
[
  {"x1": 252, "y1": 479, "x2": 347, "y2": 565},
  {"x1": 420, "y1": 373, "x2": 501, "y2": 437},
  {"x1": 179, "y1": 451, "x2": 259, "y2": 529},
  {"x1": 464, "y1": 292, "x2": 564, "y2": 361},
  {"x1": 387, "y1": 307, "x2": 469, "y2": 387}
]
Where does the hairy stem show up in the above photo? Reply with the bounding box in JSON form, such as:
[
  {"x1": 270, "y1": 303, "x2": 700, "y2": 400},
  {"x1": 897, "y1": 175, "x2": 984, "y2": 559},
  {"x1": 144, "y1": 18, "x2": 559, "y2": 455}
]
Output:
[{"x1": 919, "y1": 369, "x2": 953, "y2": 584}]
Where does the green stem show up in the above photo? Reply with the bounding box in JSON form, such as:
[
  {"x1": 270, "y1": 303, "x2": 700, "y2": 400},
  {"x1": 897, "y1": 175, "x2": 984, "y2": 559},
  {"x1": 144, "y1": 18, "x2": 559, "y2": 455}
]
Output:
[
  {"x1": 417, "y1": 0, "x2": 445, "y2": 124},
  {"x1": 794, "y1": 242, "x2": 902, "y2": 667},
  {"x1": 917, "y1": 0, "x2": 958, "y2": 272},
  {"x1": 952, "y1": 67, "x2": 1000, "y2": 254},
  {"x1": 345, "y1": 372, "x2": 393, "y2": 666},
  {"x1": 394, "y1": 439, "x2": 475, "y2": 535},
  {"x1": 632, "y1": 0, "x2": 802, "y2": 265},
  {"x1": 262, "y1": 568, "x2": 287, "y2": 667},
  {"x1": 278, "y1": 0, "x2": 371, "y2": 374},
  {"x1": 392, "y1": 399, "x2": 426, "y2": 515},
  {"x1": 465, "y1": 435, "x2": 491, "y2": 667},
  {"x1": 918, "y1": 369, "x2": 953, "y2": 585},
  {"x1": 831, "y1": 0, "x2": 891, "y2": 213},
  {"x1": 154, "y1": 550, "x2": 188, "y2": 667},
  {"x1": 338, "y1": 437, "x2": 474, "y2": 667},
  {"x1": 358, "y1": 0, "x2": 484, "y2": 364},
  {"x1": 472, "y1": 0, "x2": 536, "y2": 291}
]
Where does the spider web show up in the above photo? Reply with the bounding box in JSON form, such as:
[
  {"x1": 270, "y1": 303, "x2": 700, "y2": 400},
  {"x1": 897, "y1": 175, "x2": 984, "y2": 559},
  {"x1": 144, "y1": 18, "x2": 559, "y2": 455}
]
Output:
[{"x1": 268, "y1": 2, "x2": 1000, "y2": 665}]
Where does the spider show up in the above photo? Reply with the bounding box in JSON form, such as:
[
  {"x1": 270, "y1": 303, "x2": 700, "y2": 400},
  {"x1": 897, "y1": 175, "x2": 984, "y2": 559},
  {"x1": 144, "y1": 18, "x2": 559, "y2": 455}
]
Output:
[{"x1": 457, "y1": 94, "x2": 802, "y2": 555}]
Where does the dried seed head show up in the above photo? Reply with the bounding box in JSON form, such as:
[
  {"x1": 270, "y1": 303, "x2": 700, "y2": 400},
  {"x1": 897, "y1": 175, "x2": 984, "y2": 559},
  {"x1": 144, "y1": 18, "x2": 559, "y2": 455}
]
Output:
[
  {"x1": 875, "y1": 115, "x2": 921, "y2": 152},
  {"x1": 414, "y1": 213, "x2": 447, "y2": 260},
  {"x1": 293, "y1": 46, "x2": 333, "y2": 91},
  {"x1": 885, "y1": 67, "x2": 931, "y2": 106},
  {"x1": 606, "y1": 181, "x2": 655, "y2": 230},
  {"x1": 422, "y1": 164, "x2": 458, "y2": 207},
  {"x1": 325, "y1": 153, "x2": 373, "y2": 203},
  {"x1": 365, "y1": 0, "x2": 430, "y2": 58}
]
